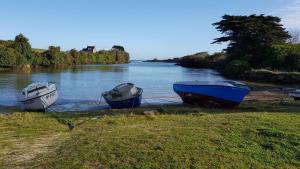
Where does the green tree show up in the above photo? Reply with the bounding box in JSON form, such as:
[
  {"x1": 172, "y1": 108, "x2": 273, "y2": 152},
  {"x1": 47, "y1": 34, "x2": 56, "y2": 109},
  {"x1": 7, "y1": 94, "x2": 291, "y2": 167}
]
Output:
[
  {"x1": 0, "y1": 45, "x2": 22, "y2": 67},
  {"x1": 13, "y1": 34, "x2": 32, "y2": 63},
  {"x1": 69, "y1": 49, "x2": 79, "y2": 64},
  {"x1": 266, "y1": 44, "x2": 300, "y2": 71},
  {"x1": 0, "y1": 40, "x2": 14, "y2": 47},
  {"x1": 212, "y1": 15, "x2": 290, "y2": 67},
  {"x1": 45, "y1": 46, "x2": 63, "y2": 65},
  {"x1": 32, "y1": 51, "x2": 51, "y2": 66},
  {"x1": 224, "y1": 60, "x2": 251, "y2": 78},
  {"x1": 112, "y1": 45, "x2": 125, "y2": 51},
  {"x1": 61, "y1": 52, "x2": 72, "y2": 65}
]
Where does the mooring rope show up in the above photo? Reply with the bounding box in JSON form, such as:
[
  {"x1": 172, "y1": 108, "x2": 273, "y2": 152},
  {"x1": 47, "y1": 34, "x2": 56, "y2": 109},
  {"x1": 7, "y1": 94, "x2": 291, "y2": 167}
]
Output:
[{"x1": 97, "y1": 94, "x2": 103, "y2": 105}]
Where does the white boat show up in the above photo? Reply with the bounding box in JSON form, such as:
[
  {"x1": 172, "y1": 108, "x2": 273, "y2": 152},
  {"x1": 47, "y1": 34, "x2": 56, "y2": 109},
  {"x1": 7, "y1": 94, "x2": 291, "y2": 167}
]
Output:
[
  {"x1": 19, "y1": 82, "x2": 58, "y2": 111},
  {"x1": 289, "y1": 89, "x2": 300, "y2": 100}
]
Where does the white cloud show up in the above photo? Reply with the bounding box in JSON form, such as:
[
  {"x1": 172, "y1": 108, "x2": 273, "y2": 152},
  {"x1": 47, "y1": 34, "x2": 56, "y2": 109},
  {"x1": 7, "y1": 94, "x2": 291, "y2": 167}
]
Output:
[{"x1": 274, "y1": 0, "x2": 300, "y2": 29}]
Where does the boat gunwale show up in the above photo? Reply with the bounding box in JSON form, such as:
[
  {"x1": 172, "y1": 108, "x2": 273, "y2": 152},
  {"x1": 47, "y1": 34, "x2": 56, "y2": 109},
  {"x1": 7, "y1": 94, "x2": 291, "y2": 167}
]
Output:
[{"x1": 173, "y1": 83, "x2": 250, "y2": 91}]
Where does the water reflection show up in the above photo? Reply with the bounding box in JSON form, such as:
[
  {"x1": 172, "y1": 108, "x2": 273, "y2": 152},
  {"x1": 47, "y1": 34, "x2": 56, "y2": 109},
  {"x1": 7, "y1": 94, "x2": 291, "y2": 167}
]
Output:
[
  {"x1": 0, "y1": 62, "x2": 224, "y2": 112},
  {"x1": 97, "y1": 65, "x2": 128, "y2": 72},
  {"x1": 181, "y1": 68, "x2": 223, "y2": 81}
]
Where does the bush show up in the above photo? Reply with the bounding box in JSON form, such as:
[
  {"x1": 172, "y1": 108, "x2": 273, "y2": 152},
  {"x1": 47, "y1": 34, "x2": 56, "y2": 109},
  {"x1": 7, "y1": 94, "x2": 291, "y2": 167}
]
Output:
[
  {"x1": 224, "y1": 60, "x2": 251, "y2": 78},
  {"x1": 286, "y1": 53, "x2": 300, "y2": 71},
  {"x1": 265, "y1": 44, "x2": 300, "y2": 71},
  {"x1": 178, "y1": 52, "x2": 227, "y2": 70},
  {"x1": 0, "y1": 35, "x2": 130, "y2": 68},
  {"x1": 243, "y1": 69, "x2": 300, "y2": 84},
  {"x1": 0, "y1": 45, "x2": 21, "y2": 67}
]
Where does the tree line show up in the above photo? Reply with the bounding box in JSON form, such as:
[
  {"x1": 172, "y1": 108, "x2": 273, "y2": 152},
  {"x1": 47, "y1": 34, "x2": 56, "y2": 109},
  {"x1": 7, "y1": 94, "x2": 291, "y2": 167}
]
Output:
[
  {"x1": 179, "y1": 14, "x2": 300, "y2": 79},
  {"x1": 0, "y1": 34, "x2": 130, "y2": 68}
]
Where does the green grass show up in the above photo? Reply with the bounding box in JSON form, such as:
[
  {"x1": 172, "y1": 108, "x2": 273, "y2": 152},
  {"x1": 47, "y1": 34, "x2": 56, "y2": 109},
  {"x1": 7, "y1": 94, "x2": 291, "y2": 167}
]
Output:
[{"x1": 0, "y1": 102, "x2": 299, "y2": 168}]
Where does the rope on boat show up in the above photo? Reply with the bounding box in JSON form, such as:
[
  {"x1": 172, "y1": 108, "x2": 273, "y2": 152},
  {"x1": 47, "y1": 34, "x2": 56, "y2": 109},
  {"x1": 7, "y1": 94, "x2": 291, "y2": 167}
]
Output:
[{"x1": 98, "y1": 94, "x2": 103, "y2": 105}]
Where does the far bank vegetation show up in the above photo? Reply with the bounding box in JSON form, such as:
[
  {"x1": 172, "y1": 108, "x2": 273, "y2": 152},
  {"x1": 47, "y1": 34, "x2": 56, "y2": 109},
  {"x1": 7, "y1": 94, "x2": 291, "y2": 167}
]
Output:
[
  {"x1": 178, "y1": 15, "x2": 300, "y2": 84},
  {"x1": 0, "y1": 35, "x2": 130, "y2": 71}
]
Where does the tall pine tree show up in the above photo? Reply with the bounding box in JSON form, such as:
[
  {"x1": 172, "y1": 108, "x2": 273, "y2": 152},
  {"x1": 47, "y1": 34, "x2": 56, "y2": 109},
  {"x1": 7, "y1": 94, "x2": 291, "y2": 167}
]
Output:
[{"x1": 212, "y1": 14, "x2": 290, "y2": 67}]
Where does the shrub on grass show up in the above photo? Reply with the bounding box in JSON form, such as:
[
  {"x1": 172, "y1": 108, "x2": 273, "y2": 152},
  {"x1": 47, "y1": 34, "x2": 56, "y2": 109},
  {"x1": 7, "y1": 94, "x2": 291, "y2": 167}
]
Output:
[
  {"x1": 224, "y1": 60, "x2": 251, "y2": 78},
  {"x1": 243, "y1": 69, "x2": 300, "y2": 84},
  {"x1": 265, "y1": 43, "x2": 300, "y2": 71}
]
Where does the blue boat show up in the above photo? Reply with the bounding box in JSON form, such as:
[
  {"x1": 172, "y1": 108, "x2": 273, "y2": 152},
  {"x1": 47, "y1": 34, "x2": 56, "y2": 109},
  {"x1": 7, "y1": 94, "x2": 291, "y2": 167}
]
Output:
[
  {"x1": 102, "y1": 83, "x2": 143, "y2": 109},
  {"x1": 289, "y1": 89, "x2": 300, "y2": 100},
  {"x1": 173, "y1": 81, "x2": 250, "y2": 108}
]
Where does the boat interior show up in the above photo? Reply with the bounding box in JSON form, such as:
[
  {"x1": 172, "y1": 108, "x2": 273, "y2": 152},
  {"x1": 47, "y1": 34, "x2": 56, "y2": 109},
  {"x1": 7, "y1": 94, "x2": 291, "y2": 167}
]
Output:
[{"x1": 103, "y1": 83, "x2": 142, "y2": 101}]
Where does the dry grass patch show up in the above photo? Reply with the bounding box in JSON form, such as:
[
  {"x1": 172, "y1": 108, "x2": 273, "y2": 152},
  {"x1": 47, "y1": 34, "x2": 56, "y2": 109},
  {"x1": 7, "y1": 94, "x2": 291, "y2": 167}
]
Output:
[{"x1": 0, "y1": 112, "x2": 70, "y2": 168}]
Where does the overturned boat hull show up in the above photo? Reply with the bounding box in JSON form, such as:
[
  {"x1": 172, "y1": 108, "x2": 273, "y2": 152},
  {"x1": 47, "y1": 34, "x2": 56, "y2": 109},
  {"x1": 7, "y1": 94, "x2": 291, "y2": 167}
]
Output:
[{"x1": 173, "y1": 81, "x2": 250, "y2": 108}]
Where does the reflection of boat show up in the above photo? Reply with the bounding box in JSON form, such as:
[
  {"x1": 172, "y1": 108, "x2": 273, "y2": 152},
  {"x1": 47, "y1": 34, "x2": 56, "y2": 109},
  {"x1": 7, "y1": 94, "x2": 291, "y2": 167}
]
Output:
[
  {"x1": 102, "y1": 83, "x2": 143, "y2": 109},
  {"x1": 173, "y1": 81, "x2": 250, "y2": 108},
  {"x1": 19, "y1": 82, "x2": 58, "y2": 111},
  {"x1": 289, "y1": 89, "x2": 300, "y2": 100}
]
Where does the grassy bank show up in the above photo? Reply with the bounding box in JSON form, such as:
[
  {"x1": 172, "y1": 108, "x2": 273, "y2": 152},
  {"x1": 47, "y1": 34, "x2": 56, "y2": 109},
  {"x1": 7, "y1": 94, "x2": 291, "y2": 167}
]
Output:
[
  {"x1": 243, "y1": 69, "x2": 300, "y2": 84},
  {"x1": 0, "y1": 99, "x2": 300, "y2": 168},
  {"x1": 177, "y1": 52, "x2": 300, "y2": 85}
]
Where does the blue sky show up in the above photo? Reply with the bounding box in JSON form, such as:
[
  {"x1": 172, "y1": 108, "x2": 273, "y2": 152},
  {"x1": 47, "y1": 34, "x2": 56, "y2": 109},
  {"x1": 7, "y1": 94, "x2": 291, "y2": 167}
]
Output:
[{"x1": 0, "y1": 0, "x2": 299, "y2": 59}]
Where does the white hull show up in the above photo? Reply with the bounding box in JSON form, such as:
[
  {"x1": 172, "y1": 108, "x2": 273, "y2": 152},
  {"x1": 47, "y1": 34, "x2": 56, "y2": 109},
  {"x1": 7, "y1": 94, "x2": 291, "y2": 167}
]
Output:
[
  {"x1": 20, "y1": 90, "x2": 58, "y2": 111},
  {"x1": 19, "y1": 82, "x2": 59, "y2": 111}
]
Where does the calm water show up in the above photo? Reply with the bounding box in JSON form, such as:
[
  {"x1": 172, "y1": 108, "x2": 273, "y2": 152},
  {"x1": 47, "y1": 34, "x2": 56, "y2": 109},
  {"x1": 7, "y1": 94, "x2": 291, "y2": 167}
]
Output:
[{"x1": 0, "y1": 61, "x2": 224, "y2": 112}]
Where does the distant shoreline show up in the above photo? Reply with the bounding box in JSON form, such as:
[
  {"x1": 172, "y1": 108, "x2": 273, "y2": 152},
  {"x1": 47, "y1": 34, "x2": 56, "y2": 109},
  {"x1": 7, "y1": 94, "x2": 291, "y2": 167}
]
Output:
[
  {"x1": 143, "y1": 58, "x2": 179, "y2": 63},
  {"x1": 145, "y1": 52, "x2": 300, "y2": 85}
]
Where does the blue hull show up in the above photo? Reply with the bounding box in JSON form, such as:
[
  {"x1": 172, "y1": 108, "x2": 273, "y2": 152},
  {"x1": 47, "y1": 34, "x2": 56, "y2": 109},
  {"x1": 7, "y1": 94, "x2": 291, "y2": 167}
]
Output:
[
  {"x1": 173, "y1": 81, "x2": 250, "y2": 108},
  {"x1": 104, "y1": 94, "x2": 142, "y2": 109}
]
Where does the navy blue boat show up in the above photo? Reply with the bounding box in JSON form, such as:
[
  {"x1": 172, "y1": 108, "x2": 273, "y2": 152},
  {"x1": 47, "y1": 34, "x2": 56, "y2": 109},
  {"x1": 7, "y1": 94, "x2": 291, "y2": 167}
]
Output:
[
  {"x1": 173, "y1": 81, "x2": 250, "y2": 108},
  {"x1": 289, "y1": 89, "x2": 300, "y2": 100},
  {"x1": 102, "y1": 83, "x2": 143, "y2": 109}
]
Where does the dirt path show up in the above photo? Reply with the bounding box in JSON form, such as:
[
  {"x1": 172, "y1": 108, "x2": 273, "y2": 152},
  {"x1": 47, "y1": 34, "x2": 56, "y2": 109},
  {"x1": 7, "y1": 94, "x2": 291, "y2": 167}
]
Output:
[{"x1": 0, "y1": 133, "x2": 69, "y2": 168}]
